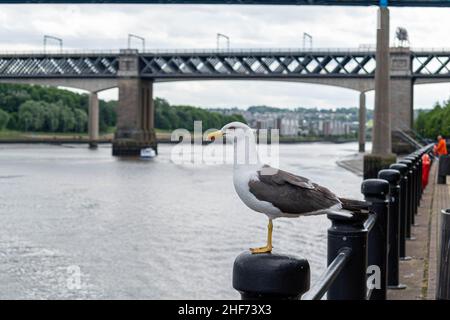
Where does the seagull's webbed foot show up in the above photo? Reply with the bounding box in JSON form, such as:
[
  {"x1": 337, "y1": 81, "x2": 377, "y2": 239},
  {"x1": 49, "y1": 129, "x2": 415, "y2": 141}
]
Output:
[
  {"x1": 250, "y1": 245, "x2": 272, "y2": 254},
  {"x1": 250, "y1": 219, "x2": 273, "y2": 254}
]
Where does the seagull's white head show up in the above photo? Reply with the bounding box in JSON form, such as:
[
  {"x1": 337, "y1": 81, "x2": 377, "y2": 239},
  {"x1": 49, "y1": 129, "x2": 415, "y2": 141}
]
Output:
[
  {"x1": 207, "y1": 122, "x2": 259, "y2": 167},
  {"x1": 206, "y1": 121, "x2": 252, "y2": 142}
]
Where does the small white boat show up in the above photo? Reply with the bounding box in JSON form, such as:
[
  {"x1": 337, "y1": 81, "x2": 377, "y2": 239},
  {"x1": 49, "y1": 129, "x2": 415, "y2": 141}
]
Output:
[{"x1": 140, "y1": 148, "x2": 156, "y2": 159}]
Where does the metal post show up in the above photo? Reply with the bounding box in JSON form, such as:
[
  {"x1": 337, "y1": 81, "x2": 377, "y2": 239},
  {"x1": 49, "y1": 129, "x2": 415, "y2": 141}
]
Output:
[
  {"x1": 359, "y1": 92, "x2": 366, "y2": 153},
  {"x1": 233, "y1": 252, "x2": 310, "y2": 300},
  {"x1": 399, "y1": 159, "x2": 414, "y2": 240},
  {"x1": 438, "y1": 155, "x2": 450, "y2": 185},
  {"x1": 390, "y1": 163, "x2": 410, "y2": 260},
  {"x1": 416, "y1": 152, "x2": 423, "y2": 202},
  {"x1": 405, "y1": 155, "x2": 418, "y2": 224},
  {"x1": 437, "y1": 209, "x2": 450, "y2": 300},
  {"x1": 43, "y1": 35, "x2": 63, "y2": 53},
  {"x1": 327, "y1": 210, "x2": 369, "y2": 300},
  {"x1": 362, "y1": 178, "x2": 390, "y2": 300},
  {"x1": 378, "y1": 169, "x2": 406, "y2": 289},
  {"x1": 409, "y1": 154, "x2": 421, "y2": 210},
  {"x1": 217, "y1": 33, "x2": 230, "y2": 51},
  {"x1": 128, "y1": 34, "x2": 145, "y2": 52},
  {"x1": 303, "y1": 32, "x2": 313, "y2": 49}
]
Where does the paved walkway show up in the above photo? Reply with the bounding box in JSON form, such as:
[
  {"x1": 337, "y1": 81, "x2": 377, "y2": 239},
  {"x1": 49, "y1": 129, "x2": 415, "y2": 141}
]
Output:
[{"x1": 388, "y1": 161, "x2": 449, "y2": 299}]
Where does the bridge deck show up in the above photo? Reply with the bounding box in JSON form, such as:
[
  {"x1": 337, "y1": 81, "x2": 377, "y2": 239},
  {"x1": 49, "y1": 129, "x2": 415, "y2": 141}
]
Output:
[
  {"x1": 1, "y1": 49, "x2": 449, "y2": 79},
  {"x1": 2, "y1": 1, "x2": 450, "y2": 7},
  {"x1": 387, "y1": 162, "x2": 445, "y2": 300}
]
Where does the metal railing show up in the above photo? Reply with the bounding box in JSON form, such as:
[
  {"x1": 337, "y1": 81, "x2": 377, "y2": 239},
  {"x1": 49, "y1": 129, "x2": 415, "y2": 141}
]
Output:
[
  {"x1": 232, "y1": 143, "x2": 435, "y2": 300},
  {"x1": 1, "y1": 46, "x2": 450, "y2": 56}
]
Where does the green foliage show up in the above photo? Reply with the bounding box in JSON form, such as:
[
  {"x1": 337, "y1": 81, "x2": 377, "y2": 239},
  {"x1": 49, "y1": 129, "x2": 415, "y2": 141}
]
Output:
[
  {"x1": 0, "y1": 83, "x2": 88, "y2": 113},
  {"x1": 16, "y1": 100, "x2": 84, "y2": 133},
  {"x1": 0, "y1": 83, "x2": 116, "y2": 133},
  {"x1": 415, "y1": 100, "x2": 450, "y2": 139},
  {"x1": 0, "y1": 109, "x2": 9, "y2": 130},
  {"x1": 154, "y1": 98, "x2": 246, "y2": 131},
  {"x1": 0, "y1": 83, "x2": 245, "y2": 134},
  {"x1": 247, "y1": 105, "x2": 290, "y2": 113}
]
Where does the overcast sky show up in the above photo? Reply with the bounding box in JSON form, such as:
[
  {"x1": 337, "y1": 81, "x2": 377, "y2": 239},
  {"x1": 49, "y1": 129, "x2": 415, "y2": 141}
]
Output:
[{"x1": 1, "y1": 4, "x2": 450, "y2": 109}]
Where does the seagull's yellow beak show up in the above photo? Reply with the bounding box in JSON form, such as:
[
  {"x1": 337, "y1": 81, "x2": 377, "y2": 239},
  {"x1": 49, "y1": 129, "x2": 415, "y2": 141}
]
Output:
[{"x1": 207, "y1": 130, "x2": 223, "y2": 141}]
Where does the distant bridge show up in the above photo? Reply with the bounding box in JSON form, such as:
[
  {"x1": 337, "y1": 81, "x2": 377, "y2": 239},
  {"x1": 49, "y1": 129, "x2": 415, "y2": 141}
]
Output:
[
  {"x1": 2, "y1": 0, "x2": 450, "y2": 7},
  {"x1": 1, "y1": 48, "x2": 450, "y2": 80},
  {"x1": 1, "y1": 48, "x2": 449, "y2": 155}
]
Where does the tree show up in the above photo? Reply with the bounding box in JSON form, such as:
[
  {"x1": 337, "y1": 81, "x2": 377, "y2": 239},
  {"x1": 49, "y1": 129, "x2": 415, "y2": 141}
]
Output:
[
  {"x1": 58, "y1": 105, "x2": 76, "y2": 132},
  {"x1": 18, "y1": 111, "x2": 33, "y2": 131},
  {"x1": 18, "y1": 100, "x2": 46, "y2": 131},
  {"x1": 0, "y1": 109, "x2": 9, "y2": 130},
  {"x1": 73, "y1": 108, "x2": 88, "y2": 132},
  {"x1": 43, "y1": 103, "x2": 60, "y2": 132},
  {"x1": 415, "y1": 99, "x2": 450, "y2": 139}
]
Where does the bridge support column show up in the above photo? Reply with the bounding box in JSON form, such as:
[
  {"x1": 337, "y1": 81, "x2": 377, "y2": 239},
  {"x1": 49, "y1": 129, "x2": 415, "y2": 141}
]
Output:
[
  {"x1": 113, "y1": 50, "x2": 157, "y2": 156},
  {"x1": 390, "y1": 48, "x2": 414, "y2": 154},
  {"x1": 359, "y1": 92, "x2": 366, "y2": 153},
  {"x1": 364, "y1": 6, "x2": 396, "y2": 178},
  {"x1": 88, "y1": 92, "x2": 99, "y2": 149}
]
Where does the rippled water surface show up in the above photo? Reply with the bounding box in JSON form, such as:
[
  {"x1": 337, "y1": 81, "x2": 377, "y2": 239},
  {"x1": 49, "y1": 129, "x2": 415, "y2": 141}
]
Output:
[{"x1": 0, "y1": 142, "x2": 366, "y2": 299}]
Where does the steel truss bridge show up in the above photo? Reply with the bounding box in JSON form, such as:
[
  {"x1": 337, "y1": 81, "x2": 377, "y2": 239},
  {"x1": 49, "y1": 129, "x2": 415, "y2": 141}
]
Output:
[
  {"x1": 1, "y1": 49, "x2": 450, "y2": 81},
  {"x1": 1, "y1": 1, "x2": 450, "y2": 7}
]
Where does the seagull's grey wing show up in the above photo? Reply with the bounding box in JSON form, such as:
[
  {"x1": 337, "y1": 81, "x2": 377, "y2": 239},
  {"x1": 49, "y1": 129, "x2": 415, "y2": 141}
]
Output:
[{"x1": 248, "y1": 165, "x2": 341, "y2": 215}]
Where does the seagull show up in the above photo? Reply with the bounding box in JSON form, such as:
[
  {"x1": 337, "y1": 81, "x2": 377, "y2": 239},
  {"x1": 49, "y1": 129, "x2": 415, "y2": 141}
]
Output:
[{"x1": 207, "y1": 122, "x2": 368, "y2": 254}]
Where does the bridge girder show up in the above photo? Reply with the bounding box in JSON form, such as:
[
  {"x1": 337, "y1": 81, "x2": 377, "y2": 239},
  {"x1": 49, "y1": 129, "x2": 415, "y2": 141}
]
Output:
[
  {"x1": 0, "y1": 50, "x2": 449, "y2": 81},
  {"x1": 1, "y1": 1, "x2": 450, "y2": 7}
]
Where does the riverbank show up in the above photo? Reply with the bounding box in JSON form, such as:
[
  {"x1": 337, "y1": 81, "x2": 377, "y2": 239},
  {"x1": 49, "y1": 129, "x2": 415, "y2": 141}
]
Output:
[{"x1": 0, "y1": 130, "x2": 358, "y2": 144}]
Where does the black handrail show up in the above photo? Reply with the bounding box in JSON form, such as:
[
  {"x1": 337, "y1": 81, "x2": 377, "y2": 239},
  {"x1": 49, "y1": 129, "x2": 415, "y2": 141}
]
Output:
[
  {"x1": 232, "y1": 143, "x2": 436, "y2": 300},
  {"x1": 302, "y1": 247, "x2": 351, "y2": 300},
  {"x1": 364, "y1": 214, "x2": 377, "y2": 231}
]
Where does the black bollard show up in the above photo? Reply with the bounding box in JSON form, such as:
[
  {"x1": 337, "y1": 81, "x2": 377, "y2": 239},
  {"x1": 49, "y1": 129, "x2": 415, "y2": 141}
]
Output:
[
  {"x1": 416, "y1": 153, "x2": 423, "y2": 202},
  {"x1": 390, "y1": 163, "x2": 410, "y2": 260},
  {"x1": 362, "y1": 179, "x2": 390, "y2": 300},
  {"x1": 437, "y1": 155, "x2": 450, "y2": 184},
  {"x1": 399, "y1": 159, "x2": 414, "y2": 240},
  {"x1": 411, "y1": 155, "x2": 421, "y2": 210},
  {"x1": 404, "y1": 156, "x2": 418, "y2": 225},
  {"x1": 327, "y1": 210, "x2": 369, "y2": 300},
  {"x1": 233, "y1": 252, "x2": 310, "y2": 300},
  {"x1": 407, "y1": 154, "x2": 421, "y2": 211},
  {"x1": 437, "y1": 209, "x2": 450, "y2": 300},
  {"x1": 378, "y1": 169, "x2": 406, "y2": 290}
]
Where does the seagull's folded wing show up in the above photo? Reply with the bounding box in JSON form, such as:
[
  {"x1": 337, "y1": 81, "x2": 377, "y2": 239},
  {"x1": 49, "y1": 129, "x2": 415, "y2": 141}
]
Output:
[{"x1": 248, "y1": 165, "x2": 341, "y2": 215}]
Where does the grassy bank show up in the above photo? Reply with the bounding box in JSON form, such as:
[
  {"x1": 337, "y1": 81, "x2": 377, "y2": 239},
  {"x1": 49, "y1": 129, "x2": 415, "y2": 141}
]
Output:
[
  {"x1": 0, "y1": 129, "x2": 358, "y2": 144},
  {"x1": 0, "y1": 130, "x2": 113, "y2": 141}
]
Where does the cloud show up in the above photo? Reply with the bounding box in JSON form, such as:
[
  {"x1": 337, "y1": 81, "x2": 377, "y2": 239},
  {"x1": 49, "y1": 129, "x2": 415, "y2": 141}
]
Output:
[{"x1": 1, "y1": 4, "x2": 450, "y2": 109}]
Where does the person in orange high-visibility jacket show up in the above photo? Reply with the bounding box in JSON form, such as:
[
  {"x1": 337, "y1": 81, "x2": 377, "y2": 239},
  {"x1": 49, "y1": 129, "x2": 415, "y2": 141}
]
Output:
[
  {"x1": 435, "y1": 135, "x2": 448, "y2": 156},
  {"x1": 422, "y1": 153, "x2": 431, "y2": 190}
]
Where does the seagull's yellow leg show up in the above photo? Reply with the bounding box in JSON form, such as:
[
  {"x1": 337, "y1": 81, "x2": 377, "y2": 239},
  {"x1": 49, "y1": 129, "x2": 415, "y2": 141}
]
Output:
[{"x1": 250, "y1": 219, "x2": 273, "y2": 254}]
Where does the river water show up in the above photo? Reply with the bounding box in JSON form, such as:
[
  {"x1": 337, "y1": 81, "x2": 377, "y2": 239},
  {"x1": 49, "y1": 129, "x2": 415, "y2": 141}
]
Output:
[{"x1": 0, "y1": 142, "x2": 367, "y2": 299}]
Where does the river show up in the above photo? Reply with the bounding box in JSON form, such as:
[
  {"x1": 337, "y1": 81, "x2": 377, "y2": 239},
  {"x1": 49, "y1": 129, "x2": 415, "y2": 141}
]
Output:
[{"x1": 0, "y1": 142, "x2": 367, "y2": 299}]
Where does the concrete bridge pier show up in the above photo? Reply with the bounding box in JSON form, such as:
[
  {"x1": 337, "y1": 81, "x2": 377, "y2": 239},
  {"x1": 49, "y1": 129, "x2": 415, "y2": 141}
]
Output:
[
  {"x1": 88, "y1": 92, "x2": 99, "y2": 149},
  {"x1": 364, "y1": 6, "x2": 396, "y2": 178},
  {"x1": 390, "y1": 48, "x2": 414, "y2": 154},
  {"x1": 113, "y1": 49, "x2": 157, "y2": 156},
  {"x1": 359, "y1": 91, "x2": 366, "y2": 153}
]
